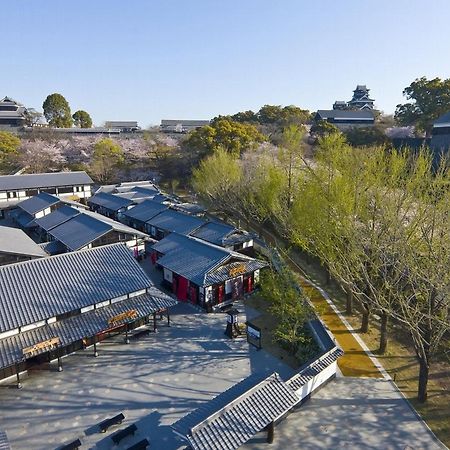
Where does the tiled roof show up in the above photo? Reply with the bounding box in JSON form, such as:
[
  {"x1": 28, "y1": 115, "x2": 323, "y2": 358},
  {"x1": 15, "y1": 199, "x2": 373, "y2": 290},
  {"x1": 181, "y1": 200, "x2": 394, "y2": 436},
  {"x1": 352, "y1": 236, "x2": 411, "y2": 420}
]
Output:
[
  {"x1": 33, "y1": 205, "x2": 80, "y2": 231},
  {"x1": 315, "y1": 110, "x2": 375, "y2": 120},
  {"x1": 171, "y1": 372, "x2": 300, "y2": 450},
  {"x1": 287, "y1": 347, "x2": 344, "y2": 392},
  {"x1": 190, "y1": 221, "x2": 236, "y2": 245},
  {"x1": 0, "y1": 226, "x2": 47, "y2": 258},
  {"x1": 16, "y1": 192, "x2": 60, "y2": 215},
  {"x1": 152, "y1": 233, "x2": 263, "y2": 286},
  {"x1": 204, "y1": 259, "x2": 267, "y2": 285},
  {"x1": 0, "y1": 243, "x2": 153, "y2": 333},
  {"x1": 0, "y1": 289, "x2": 176, "y2": 370},
  {"x1": 48, "y1": 213, "x2": 112, "y2": 251},
  {"x1": 123, "y1": 200, "x2": 168, "y2": 223},
  {"x1": 146, "y1": 209, "x2": 205, "y2": 235},
  {"x1": 0, "y1": 430, "x2": 10, "y2": 450},
  {"x1": 0, "y1": 171, "x2": 93, "y2": 192},
  {"x1": 152, "y1": 234, "x2": 230, "y2": 285},
  {"x1": 434, "y1": 111, "x2": 450, "y2": 126},
  {"x1": 88, "y1": 192, "x2": 133, "y2": 211},
  {"x1": 81, "y1": 209, "x2": 148, "y2": 239}
]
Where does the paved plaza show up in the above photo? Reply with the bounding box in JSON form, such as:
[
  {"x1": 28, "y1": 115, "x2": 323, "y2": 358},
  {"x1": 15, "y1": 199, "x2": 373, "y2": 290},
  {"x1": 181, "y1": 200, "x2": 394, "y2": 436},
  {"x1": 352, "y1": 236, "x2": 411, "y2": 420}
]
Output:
[
  {"x1": 0, "y1": 304, "x2": 293, "y2": 450},
  {"x1": 244, "y1": 377, "x2": 445, "y2": 450},
  {"x1": 0, "y1": 302, "x2": 445, "y2": 450}
]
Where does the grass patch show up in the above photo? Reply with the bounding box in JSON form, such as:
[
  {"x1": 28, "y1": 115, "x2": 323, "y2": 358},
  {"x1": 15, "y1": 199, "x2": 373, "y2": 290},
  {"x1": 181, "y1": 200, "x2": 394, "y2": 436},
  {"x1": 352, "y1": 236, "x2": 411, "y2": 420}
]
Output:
[
  {"x1": 246, "y1": 293, "x2": 320, "y2": 370},
  {"x1": 287, "y1": 247, "x2": 450, "y2": 447}
]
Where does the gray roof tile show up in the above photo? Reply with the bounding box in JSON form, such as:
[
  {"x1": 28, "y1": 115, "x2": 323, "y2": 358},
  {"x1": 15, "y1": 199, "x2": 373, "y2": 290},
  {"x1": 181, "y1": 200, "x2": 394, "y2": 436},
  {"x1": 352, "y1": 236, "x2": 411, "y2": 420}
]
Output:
[
  {"x1": 146, "y1": 209, "x2": 205, "y2": 235},
  {"x1": 0, "y1": 243, "x2": 153, "y2": 333},
  {"x1": 48, "y1": 213, "x2": 112, "y2": 250},
  {"x1": 123, "y1": 200, "x2": 168, "y2": 223},
  {"x1": 0, "y1": 226, "x2": 47, "y2": 258},
  {"x1": 172, "y1": 372, "x2": 299, "y2": 450},
  {"x1": 33, "y1": 205, "x2": 80, "y2": 231},
  {"x1": 0, "y1": 171, "x2": 93, "y2": 192},
  {"x1": 0, "y1": 289, "x2": 176, "y2": 369},
  {"x1": 88, "y1": 192, "x2": 133, "y2": 211},
  {"x1": 17, "y1": 192, "x2": 60, "y2": 215}
]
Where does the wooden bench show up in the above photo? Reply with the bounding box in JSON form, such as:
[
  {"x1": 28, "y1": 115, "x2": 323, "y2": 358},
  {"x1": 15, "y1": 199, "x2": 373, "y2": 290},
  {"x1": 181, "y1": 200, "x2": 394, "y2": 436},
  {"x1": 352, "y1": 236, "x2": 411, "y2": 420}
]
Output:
[
  {"x1": 126, "y1": 438, "x2": 150, "y2": 450},
  {"x1": 111, "y1": 424, "x2": 138, "y2": 444},
  {"x1": 60, "y1": 438, "x2": 82, "y2": 450},
  {"x1": 98, "y1": 412, "x2": 125, "y2": 433}
]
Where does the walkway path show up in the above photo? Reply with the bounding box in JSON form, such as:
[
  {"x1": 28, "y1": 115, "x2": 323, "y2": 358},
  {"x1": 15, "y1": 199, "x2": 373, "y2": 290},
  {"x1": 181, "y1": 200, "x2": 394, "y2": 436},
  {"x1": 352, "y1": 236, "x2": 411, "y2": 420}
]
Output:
[{"x1": 248, "y1": 223, "x2": 385, "y2": 379}]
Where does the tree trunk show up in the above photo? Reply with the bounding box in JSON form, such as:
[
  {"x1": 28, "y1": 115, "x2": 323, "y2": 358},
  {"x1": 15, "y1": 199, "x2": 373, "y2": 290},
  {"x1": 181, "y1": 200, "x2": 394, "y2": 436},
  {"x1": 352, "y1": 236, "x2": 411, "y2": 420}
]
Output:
[
  {"x1": 361, "y1": 305, "x2": 370, "y2": 333},
  {"x1": 345, "y1": 288, "x2": 353, "y2": 315},
  {"x1": 379, "y1": 313, "x2": 388, "y2": 354},
  {"x1": 418, "y1": 358, "x2": 429, "y2": 402}
]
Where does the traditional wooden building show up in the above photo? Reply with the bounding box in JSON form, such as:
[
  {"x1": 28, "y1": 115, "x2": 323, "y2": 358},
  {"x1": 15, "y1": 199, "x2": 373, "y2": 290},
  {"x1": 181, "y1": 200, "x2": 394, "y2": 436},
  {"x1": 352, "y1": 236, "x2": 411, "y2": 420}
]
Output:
[
  {"x1": 431, "y1": 111, "x2": 450, "y2": 161},
  {"x1": 145, "y1": 209, "x2": 205, "y2": 240},
  {"x1": 0, "y1": 96, "x2": 28, "y2": 130},
  {"x1": 0, "y1": 171, "x2": 93, "y2": 218},
  {"x1": 121, "y1": 199, "x2": 168, "y2": 231},
  {"x1": 190, "y1": 221, "x2": 254, "y2": 253},
  {"x1": 0, "y1": 243, "x2": 176, "y2": 383},
  {"x1": 347, "y1": 85, "x2": 375, "y2": 111},
  {"x1": 88, "y1": 192, "x2": 134, "y2": 221},
  {"x1": 0, "y1": 226, "x2": 47, "y2": 265},
  {"x1": 151, "y1": 233, "x2": 266, "y2": 310},
  {"x1": 314, "y1": 110, "x2": 375, "y2": 130},
  {"x1": 38, "y1": 207, "x2": 150, "y2": 255},
  {"x1": 12, "y1": 192, "x2": 62, "y2": 228}
]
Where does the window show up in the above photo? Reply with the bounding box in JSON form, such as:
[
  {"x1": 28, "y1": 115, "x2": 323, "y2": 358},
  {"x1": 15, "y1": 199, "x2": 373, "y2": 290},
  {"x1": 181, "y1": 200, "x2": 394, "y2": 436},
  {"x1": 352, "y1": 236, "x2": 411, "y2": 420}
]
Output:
[
  {"x1": 41, "y1": 187, "x2": 57, "y2": 194},
  {"x1": 25, "y1": 189, "x2": 38, "y2": 197},
  {"x1": 58, "y1": 186, "x2": 74, "y2": 194},
  {"x1": 7, "y1": 191, "x2": 17, "y2": 198}
]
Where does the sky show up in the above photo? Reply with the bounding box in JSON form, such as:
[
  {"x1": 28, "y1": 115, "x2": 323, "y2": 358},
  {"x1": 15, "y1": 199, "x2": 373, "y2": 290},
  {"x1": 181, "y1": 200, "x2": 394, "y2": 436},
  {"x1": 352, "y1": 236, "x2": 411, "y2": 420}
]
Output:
[{"x1": 1, "y1": 0, "x2": 450, "y2": 128}]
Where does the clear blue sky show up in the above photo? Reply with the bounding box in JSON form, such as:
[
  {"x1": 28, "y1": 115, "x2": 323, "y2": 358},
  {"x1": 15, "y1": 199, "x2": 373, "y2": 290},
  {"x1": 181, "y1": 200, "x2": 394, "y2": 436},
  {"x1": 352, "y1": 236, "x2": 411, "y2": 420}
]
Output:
[{"x1": 2, "y1": 0, "x2": 449, "y2": 128}]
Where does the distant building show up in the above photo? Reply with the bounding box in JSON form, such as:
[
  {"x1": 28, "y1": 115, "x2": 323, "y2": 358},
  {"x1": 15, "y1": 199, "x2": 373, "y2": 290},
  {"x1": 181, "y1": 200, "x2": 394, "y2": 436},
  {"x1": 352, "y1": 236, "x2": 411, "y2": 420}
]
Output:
[
  {"x1": 160, "y1": 120, "x2": 210, "y2": 133},
  {"x1": 104, "y1": 121, "x2": 140, "y2": 132},
  {"x1": 314, "y1": 110, "x2": 375, "y2": 130},
  {"x1": 430, "y1": 111, "x2": 450, "y2": 164},
  {"x1": 332, "y1": 101, "x2": 348, "y2": 111},
  {"x1": 0, "y1": 96, "x2": 28, "y2": 130},
  {"x1": 347, "y1": 85, "x2": 375, "y2": 111}
]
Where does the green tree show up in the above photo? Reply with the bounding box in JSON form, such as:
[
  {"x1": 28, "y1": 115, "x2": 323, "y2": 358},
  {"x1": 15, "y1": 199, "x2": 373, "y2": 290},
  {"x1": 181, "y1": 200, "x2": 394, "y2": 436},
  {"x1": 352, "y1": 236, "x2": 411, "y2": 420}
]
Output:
[
  {"x1": 184, "y1": 118, "x2": 265, "y2": 157},
  {"x1": 72, "y1": 110, "x2": 92, "y2": 128},
  {"x1": 192, "y1": 147, "x2": 242, "y2": 216},
  {"x1": 0, "y1": 131, "x2": 21, "y2": 160},
  {"x1": 343, "y1": 126, "x2": 389, "y2": 147},
  {"x1": 89, "y1": 138, "x2": 124, "y2": 183},
  {"x1": 310, "y1": 120, "x2": 340, "y2": 139},
  {"x1": 231, "y1": 110, "x2": 258, "y2": 123},
  {"x1": 395, "y1": 76, "x2": 450, "y2": 135},
  {"x1": 42, "y1": 93, "x2": 73, "y2": 128}
]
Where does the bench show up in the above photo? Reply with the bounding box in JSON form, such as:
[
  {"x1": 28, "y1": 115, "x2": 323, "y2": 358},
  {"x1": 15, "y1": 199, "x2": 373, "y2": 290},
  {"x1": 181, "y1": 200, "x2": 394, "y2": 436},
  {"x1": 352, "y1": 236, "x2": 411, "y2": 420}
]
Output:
[
  {"x1": 60, "y1": 438, "x2": 82, "y2": 450},
  {"x1": 126, "y1": 438, "x2": 150, "y2": 450},
  {"x1": 98, "y1": 412, "x2": 125, "y2": 433},
  {"x1": 111, "y1": 424, "x2": 138, "y2": 444}
]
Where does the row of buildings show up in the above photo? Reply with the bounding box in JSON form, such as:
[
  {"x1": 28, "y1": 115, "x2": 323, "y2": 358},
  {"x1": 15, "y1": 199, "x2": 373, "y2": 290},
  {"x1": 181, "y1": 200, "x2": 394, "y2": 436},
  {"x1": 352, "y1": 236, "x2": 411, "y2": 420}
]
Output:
[{"x1": 0, "y1": 170, "x2": 268, "y2": 386}]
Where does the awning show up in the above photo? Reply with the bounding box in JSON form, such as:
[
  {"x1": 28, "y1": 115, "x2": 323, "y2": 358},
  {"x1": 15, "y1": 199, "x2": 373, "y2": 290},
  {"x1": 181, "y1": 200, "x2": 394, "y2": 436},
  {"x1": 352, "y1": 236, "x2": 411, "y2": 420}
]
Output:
[
  {"x1": 0, "y1": 290, "x2": 177, "y2": 370},
  {"x1": 204, "y1": 260, "x2": 267, "y2": 286},
  {"x1": 171, "y1": 372, "x2": 300, "y2": 450}
]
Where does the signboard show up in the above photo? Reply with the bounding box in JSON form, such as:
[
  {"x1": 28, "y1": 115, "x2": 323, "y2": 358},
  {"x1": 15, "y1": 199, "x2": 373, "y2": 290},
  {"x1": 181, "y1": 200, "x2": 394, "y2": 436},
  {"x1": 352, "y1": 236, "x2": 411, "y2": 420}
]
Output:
[
  {"x1": 229, "y1": 264, "x2": 246, "y2": 277},
  {"x1": 22, "y1": 337, "x2": 60, "y2": 359},
  {"x1": 246, "y1": 321, "x2": 262, "y2": 350},
  {"x1": 108, "y1": 310, "x2": 138, "y2": 327}
]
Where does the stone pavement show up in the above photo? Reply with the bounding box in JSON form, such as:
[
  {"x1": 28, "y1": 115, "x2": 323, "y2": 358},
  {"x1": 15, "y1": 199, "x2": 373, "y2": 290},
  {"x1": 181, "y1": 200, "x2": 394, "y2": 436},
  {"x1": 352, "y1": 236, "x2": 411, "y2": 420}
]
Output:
[
  {"x1": 0, "y1": 304, "x2": 293, "y2": 450},
  {"x1": 243, "y1": 377, "x2": 446, "y2": 450}
]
